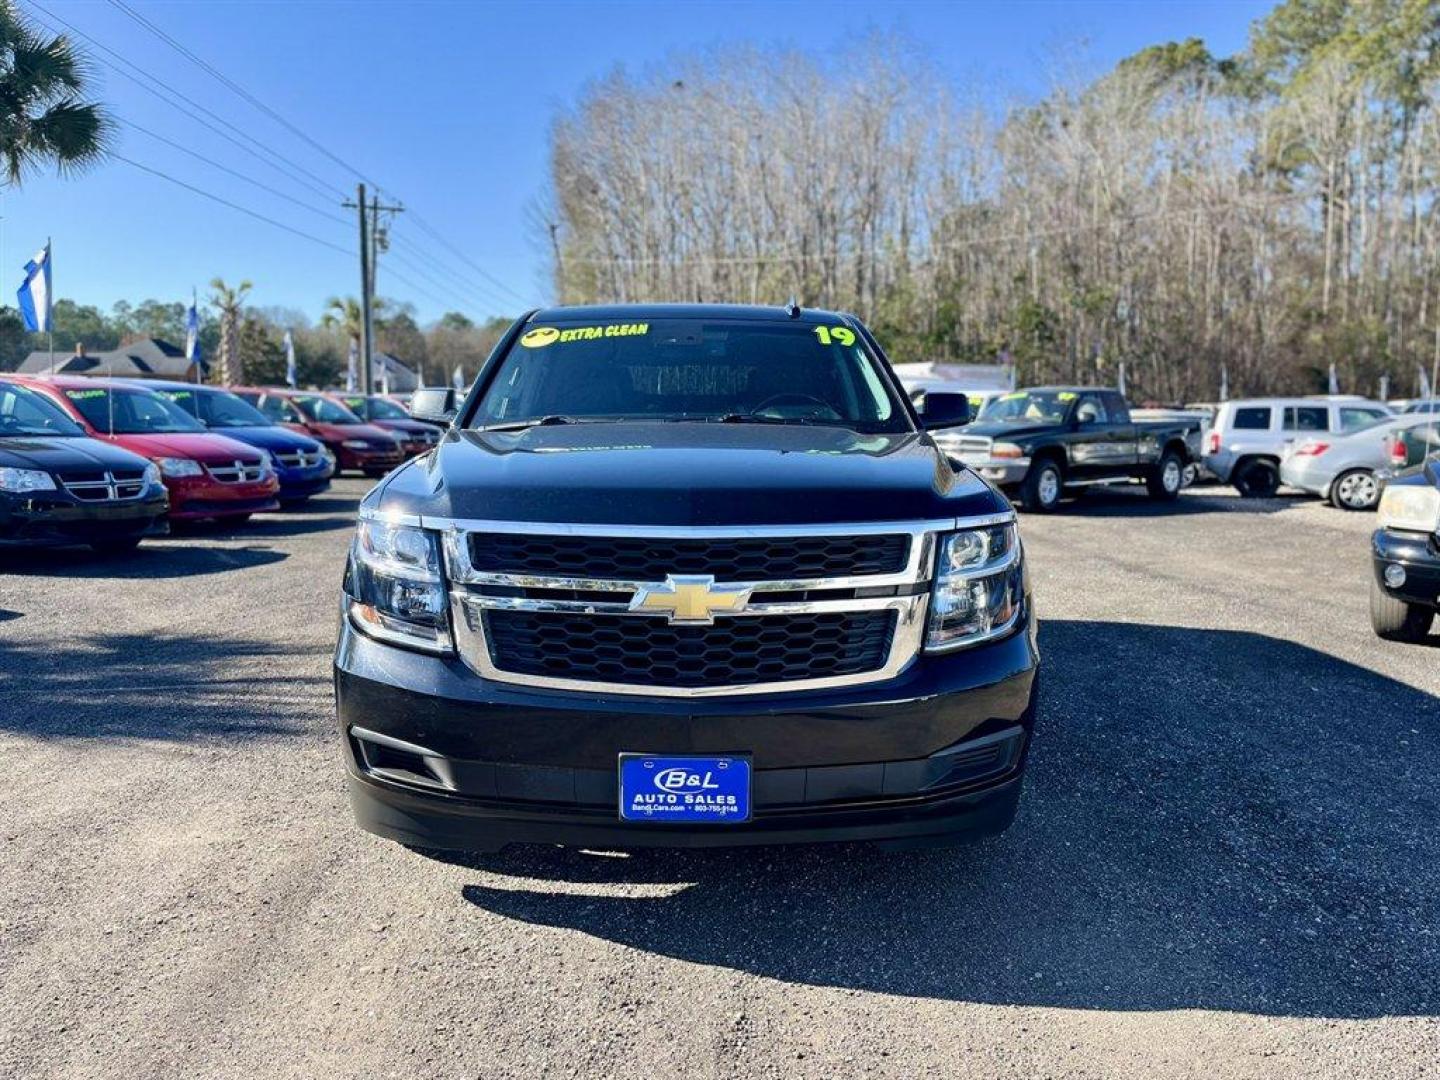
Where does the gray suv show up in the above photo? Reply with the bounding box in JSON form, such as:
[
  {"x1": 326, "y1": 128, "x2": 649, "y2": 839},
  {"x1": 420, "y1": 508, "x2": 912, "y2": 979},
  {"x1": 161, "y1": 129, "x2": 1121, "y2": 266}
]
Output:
[{"x1": 1202, "y1": 397, "x2": 1392, "y2": 496}]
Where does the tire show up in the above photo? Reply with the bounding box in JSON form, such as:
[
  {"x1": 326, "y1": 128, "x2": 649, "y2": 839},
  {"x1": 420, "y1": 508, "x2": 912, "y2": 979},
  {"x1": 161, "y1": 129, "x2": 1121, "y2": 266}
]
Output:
[
  {"x1": 225, "y1": 513, "x2": 253, "y2": 524},
  {"x1": 1020, "y1": 458, "x2": 1064, "y2": 512},
  {"x1": 1370, "y1": 577, "x2": 1435, "y2": 642},
  {"x1": 1146, "y1": 449, "x2": 1185, "y2": 501},
  {"x1": 89, "y1": 536, "x2": 142, "y2": 555},
  {"x1": 1233, "y1": 458, "x2": 1280, "y2": 498},
  {"x1": 1330, "y1": 468, "x2": 1381, "y2": 511}
]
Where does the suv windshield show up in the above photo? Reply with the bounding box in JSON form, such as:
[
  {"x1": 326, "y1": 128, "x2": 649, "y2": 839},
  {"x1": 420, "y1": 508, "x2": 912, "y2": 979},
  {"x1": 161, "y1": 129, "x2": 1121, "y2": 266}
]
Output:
[
  {"x1": 63, "y1": 387, "x2": 206, "y2": 434},
  {"x1": 980, "y1": 390, "x2": 1076, "y2": 424},
  {"x1": 345, "y1": 395, "x2": 408, "y2": 421},
  {"x1": 472, "y1": 318, "x2": 907, "y2": 432},
  {"x1": 161, "y1": 388, "x2": 271, "y2": 428},
  {"x1": 0, "y1": 383, "x2": 86, "y2": 437},
  {"x1": 295, "y1": 395, "x2": 362, "y2": 424}
]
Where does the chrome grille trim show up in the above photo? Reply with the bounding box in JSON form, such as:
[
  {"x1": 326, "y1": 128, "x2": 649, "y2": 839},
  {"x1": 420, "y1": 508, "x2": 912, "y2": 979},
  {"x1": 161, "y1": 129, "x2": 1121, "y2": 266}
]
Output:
[
  {"x1": 61, "y1": 470, "x2": 147, "y2": 502},
  {"x1": 206, "y1": 459, "x2": 268, "y2": 484},
  {"x1": 428, "y1": 516, "x2": 1022, "y2": 698},
  {"x1": 275, "y1": 450, "x2": 326, "y2": 469}
]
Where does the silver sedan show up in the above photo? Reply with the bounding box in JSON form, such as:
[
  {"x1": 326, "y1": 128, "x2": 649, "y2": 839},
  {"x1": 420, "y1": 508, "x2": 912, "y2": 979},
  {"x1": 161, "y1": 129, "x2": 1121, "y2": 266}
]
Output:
[{"x1": 1281, "y1": 415, "x2": 1440, "y2": 510}]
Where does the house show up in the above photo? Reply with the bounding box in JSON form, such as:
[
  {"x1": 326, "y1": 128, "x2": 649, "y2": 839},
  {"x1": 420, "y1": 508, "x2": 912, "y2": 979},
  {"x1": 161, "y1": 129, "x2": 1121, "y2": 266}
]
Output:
[{"x1": 18, "y1": 338, "x2": 205, "y2": 381}]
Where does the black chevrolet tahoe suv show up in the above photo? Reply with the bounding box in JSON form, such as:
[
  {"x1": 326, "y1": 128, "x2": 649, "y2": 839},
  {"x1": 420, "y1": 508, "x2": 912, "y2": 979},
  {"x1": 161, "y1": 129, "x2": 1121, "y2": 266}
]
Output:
[{"x1": 335, "y1": 304, "x2": 1039, "y2": 852}]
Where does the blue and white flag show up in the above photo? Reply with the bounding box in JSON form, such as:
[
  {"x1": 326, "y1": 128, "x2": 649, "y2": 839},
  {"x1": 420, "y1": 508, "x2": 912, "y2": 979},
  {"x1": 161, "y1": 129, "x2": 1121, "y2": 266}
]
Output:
[
  {"x1": 283, "y1": 329, "x2": 297, "y2": 388},
  {"x1": 184, "y1": 293, "x2": 202, "y2": 362},
  {"x1": 17, "y1": 243, "x2": 52, "y2": 333},
  {"x1": 346, "y1": 338, "x2": 358, "y2": 392}
]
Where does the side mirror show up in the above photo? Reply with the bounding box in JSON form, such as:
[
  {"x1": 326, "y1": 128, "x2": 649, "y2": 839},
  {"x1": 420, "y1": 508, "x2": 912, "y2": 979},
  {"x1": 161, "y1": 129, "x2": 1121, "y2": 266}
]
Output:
[
  {"x1": 409, "y1": 387, "x2": 458, "y2": 426},
  {"x1": 920, "y1": 391, "x2": 971, "y2": 429}
]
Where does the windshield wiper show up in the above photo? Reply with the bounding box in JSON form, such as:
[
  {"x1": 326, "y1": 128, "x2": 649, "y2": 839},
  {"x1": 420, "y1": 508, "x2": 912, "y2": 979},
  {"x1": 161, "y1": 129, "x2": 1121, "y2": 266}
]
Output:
[
  {"x1": 715, "y1": 413, "x2": 839, "y2": 427},
  {"x1": 475, "y1": 415, "x2": 594, "y2": 433}
]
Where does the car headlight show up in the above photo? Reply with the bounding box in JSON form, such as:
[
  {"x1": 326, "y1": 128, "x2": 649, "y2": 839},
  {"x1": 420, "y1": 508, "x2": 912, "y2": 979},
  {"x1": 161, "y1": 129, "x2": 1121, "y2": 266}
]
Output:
[
  {"x1": 345, "y1": 518, "x2": 451, "y2": 652},
  {"x1": 1377, "y1": 484, "x2": 1440, "y2": 533},
  {"x1": 143, "y1": 462, "x2": 162, "y2": 487},
  {"x1": 341, "y1": 439, "x2": 370, "y2": 450},
  {"x1": 926, "y1": 523, "x2": 1025, "y2": 651},
  {"x1": 991, "y1": 442, "x2": 1025, "y2": 459},
  {"x1": 155, "y1": 457, "x2": 204, "y2": 478},
  {"x1": 0, "y1": 467, "x2": 56, "y2": 494}
]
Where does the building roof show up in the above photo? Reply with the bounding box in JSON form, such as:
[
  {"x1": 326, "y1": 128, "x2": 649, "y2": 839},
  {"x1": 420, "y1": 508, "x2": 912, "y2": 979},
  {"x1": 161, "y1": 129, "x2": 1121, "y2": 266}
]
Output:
[{"x1": 17, "y1": 338, "x2": 199, "y2": 379}]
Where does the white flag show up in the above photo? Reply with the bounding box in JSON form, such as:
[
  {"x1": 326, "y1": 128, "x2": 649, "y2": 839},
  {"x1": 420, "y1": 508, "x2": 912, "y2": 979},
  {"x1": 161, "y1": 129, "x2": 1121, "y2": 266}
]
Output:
[
  {"x1": 1117, "y1": 360, "x2": 1127, "y2": 399},
  {"x1": 283, "y1": 329, "x2": 297, "y2": 388},
  {"x1": 1328, "y1": 363, "x2": 1339, "y2": 395},
  {"x1": 346, "y1": 338, "x2": 358, "y2": 392},
  {"x1": 1219, "y1": 364, "x2": 1229, "y2": 403},
  {"x1": 452, "y1": 364, "x2": 464, "y2": 389},
  {"x1": 1420, "y1": 366, "x2": 1432, "y2": 399}
]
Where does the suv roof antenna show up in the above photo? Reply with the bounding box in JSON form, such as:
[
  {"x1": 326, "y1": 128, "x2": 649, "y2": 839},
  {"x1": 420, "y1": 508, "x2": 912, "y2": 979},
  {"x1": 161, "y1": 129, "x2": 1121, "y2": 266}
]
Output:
[{"x1": 784, "y1": 296, "x2": 802, "y2": 319}]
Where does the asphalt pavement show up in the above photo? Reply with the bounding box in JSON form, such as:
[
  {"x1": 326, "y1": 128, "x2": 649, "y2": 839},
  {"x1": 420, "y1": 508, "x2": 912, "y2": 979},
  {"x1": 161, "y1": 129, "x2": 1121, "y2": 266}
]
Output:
[{"x1": 2, "y1": 479, "x2": 1437, "y2": 1079}]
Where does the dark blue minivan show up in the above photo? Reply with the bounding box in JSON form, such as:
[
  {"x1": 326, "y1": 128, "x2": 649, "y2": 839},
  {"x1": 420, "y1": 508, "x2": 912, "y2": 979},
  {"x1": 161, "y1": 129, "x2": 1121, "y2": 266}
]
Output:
[{"x1": 138, "y1": 381, "x2": 335, "y2": 505}]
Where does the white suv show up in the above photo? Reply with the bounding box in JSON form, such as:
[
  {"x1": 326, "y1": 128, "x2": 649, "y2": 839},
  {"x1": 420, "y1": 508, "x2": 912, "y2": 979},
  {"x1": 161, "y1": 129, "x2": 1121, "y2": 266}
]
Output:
[{"x1": 1203, "y1": 397, "x2": 1393, "y2": 496}]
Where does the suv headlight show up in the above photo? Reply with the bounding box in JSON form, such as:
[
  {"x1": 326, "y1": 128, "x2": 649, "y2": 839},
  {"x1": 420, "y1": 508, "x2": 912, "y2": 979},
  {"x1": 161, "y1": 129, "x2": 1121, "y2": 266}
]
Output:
[
  {"x1": 1377, "y1": 484, "x2": 1440, "y2": 533},
  {"x1": 142, "y1": 462, "x2": 162, "y2": 487},
  {"x1": 0, "y1": 467, "x2": 56, "y2": 493},
  {"x1": 155, "y1": 457, "x2": 203, "y2": 478},
  {"x1": 926, "y1": 523, "x2": 1024, "y2": 651},
  {"x1": 345, "y1": 518, "x2": 451, "y2": 652}
]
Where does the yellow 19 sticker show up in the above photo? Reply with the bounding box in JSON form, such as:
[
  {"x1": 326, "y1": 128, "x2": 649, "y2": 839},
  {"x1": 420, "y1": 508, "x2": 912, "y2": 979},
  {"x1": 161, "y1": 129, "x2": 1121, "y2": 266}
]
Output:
[{"x1": 813, "y1": 325, "x2": 856, "y2": 347}]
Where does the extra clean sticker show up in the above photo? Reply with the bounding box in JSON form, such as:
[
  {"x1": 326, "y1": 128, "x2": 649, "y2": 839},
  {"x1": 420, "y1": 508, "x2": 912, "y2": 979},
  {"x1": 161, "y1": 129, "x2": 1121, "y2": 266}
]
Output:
[{"x1": 520, "y1": 323, "x2": 649, "y2": 348}]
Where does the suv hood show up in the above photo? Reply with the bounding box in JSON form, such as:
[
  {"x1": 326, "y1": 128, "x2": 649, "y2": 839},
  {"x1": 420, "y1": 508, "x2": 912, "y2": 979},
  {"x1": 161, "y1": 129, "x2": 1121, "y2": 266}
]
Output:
[
  {"x1": 373, "y1": 421, "x2": 1005, "y2": 526},
  {"x1": 211, "y1": 426, "x2": 324, "y2": 454},
  {"x1": 309, "y1": 421, "x2": 396, "y2": 446},
  {"x1": 0, "y1": 435, "x2": 153, "y2": 473}
]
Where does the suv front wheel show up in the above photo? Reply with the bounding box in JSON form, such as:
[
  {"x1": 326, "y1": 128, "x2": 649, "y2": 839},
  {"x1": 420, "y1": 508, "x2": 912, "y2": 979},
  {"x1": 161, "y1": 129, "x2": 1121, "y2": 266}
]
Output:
[{"x1": 1370, "y1": 578, "x2": 1435, "y2": 642}]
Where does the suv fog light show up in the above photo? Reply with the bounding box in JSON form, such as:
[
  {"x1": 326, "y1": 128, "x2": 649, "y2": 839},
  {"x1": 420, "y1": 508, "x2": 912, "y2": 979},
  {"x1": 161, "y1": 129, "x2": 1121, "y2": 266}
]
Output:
[{"x1": 1384, "y1": 563, "x2": 1407, "y2": 588}]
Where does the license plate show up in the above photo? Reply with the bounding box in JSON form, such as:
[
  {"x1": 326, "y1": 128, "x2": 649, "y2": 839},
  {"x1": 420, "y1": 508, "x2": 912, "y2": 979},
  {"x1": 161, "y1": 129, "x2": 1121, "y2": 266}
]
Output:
[{"x1": 618, "y1": 754, "x2": 751, "y2": 824}]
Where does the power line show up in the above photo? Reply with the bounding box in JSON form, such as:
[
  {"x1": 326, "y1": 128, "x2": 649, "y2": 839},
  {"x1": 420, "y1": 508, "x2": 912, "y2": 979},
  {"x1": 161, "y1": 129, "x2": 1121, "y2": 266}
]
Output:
[
  {"x1": 24, "y1": 0, "x2": 346, "y2": 203},
  {"x1": 106, "y1": 0, "x2": 384, "y2": 192},
  {"x1": 380, "y1": 242, "x2": 510, "y2": 313},
  {"x1": 96, "y1": 0, "x2": 531, "y2": 311},
  {"x1": 403, "y1": 210, "x2": 533, "y2": 305},
  {"x1": 109, "y1": 152, "x2": 355, "y2": 258},
  {"x1": 121, "y1": 117, "x2": 351, "y2": 227}
]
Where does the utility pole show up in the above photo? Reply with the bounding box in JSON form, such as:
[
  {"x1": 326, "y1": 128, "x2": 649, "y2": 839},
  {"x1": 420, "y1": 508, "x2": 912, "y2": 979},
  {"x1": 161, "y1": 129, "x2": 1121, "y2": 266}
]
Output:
[{"x1": 344, "y1": 183, "x2": 403, "y2": 396}]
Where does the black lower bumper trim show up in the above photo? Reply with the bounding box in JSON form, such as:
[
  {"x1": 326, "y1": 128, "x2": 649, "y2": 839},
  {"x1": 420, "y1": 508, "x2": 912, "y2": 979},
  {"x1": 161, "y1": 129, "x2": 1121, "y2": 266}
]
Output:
[{"x1": 348, "y1": 768, "x2": 1023, "y2": 852}]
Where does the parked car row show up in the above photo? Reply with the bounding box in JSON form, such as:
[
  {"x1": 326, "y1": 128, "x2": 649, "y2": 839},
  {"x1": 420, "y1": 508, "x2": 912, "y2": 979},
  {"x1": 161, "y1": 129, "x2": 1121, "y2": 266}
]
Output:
[{"x1": 0, "y1": 374, "x2": 442, "y2": 553}]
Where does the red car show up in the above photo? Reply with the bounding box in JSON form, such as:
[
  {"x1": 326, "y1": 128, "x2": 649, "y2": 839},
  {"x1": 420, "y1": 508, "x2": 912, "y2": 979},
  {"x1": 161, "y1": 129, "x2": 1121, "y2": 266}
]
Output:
[
  {"x1": 231, "y1": 387, "x2": 405, "y2": 477},
  {"x1": 329, "y1": 392, "x2": 441, "y2": 458},
  {"x1": 16, "y1": 375, "x2": 280, "y2": 522}
]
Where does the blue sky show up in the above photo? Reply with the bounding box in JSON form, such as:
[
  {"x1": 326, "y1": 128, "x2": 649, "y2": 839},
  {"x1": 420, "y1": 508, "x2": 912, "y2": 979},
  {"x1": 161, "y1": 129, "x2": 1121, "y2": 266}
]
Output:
[{"x1": 3, "y1": 0, "x2": 1271, "y2": 328}]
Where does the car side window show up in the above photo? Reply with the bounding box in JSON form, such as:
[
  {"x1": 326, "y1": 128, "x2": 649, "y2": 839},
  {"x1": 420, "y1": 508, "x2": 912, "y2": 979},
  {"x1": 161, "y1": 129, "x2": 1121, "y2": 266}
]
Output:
[
  {"x1": 1231, "y1": 407, "x2": 1271, "y2": 430},
  {"x1": 1338, "y1": 407, "x2": 1388, "y2": 432},
  {"x1": 1282, "y1": 406, "x2": 1328, "y2": 432},
  {"x1": 1075, "y1": 395, "x2": 1108, "y2": 425},
  {"x1": 1102, "y1": 391, "x2": 1130, "y2": 423},
  {"x1": 258, "y1": 396, "x2": 290, "y2": 422}
]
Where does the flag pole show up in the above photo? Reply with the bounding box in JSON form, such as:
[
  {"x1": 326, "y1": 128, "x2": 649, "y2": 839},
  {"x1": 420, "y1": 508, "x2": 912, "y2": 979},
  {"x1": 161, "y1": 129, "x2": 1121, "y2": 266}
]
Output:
[{"x1": 46, "y1": 236, "x2": 54, "y2": 373}]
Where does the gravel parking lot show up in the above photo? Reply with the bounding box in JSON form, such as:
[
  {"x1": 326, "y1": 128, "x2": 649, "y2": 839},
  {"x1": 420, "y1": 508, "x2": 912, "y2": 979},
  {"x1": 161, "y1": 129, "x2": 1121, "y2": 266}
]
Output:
[{"x1": 2, "y1": 479, "x2": 1437, "y2": 1079}]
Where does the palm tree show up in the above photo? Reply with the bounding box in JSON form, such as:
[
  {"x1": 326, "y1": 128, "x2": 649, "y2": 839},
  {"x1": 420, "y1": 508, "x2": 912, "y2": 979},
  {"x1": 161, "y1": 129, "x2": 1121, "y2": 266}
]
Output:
[
  {"x1": 208, "y1": 277, "x2": 252, "y2": 385},
  {"x1": 0, "y1": 2, "x2": 112, "y2": 186},
  {"x1": 321, "y1": 294, "x2": 389, "y2": 344}
]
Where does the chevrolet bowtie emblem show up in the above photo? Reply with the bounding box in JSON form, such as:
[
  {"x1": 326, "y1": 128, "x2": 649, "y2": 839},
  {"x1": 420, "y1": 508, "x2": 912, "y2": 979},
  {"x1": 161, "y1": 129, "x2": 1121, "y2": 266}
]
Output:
[{"x1": 629, "y1": 574, "x2": 753, "y2": 624}]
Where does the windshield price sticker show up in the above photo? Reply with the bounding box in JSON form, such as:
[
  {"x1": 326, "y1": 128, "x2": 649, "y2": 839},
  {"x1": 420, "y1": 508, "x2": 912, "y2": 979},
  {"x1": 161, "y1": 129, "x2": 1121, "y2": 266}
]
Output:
[
  {"x1": 812, "y1": 325, "x2": 856, "y2": 347},
  {"x1": 521, "y1": 323, "x2": 649, "y2": 348},
  {"x1": 65, "y1": 389, "x2": 106, "y2": 400}
]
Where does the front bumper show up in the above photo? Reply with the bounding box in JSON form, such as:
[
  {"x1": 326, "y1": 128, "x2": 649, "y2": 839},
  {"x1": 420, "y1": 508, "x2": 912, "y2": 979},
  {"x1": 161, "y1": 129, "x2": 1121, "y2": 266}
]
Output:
[
  {"x1": 334, "y1": 608, "x2": 1040, "y2": 851},
  {"x1": 956, "y1": 458, "x2": 1031, "y2": 487},
  {"x1": 334, "y1": 444, "x2": 404, "y2": 473},
  {"x1": 276, "y1": 468, "x2": 333, "y2": 502},
  {"x1": 0, "y1": 488, "x2": 169, "y2": 547},
  {"x1": 1372, "y1": 527, "x2": 1440, "y2": 609},
  {"x1": 166, "y1": 474, "x2": 281, "y2": 519},
  {"x1": 1279, "y1": 456, "x2": 1331, "y2": 496}
]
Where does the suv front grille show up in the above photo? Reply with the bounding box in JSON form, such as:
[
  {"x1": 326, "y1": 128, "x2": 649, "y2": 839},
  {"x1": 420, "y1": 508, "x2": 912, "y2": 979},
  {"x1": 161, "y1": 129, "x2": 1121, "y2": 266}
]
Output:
[
  {"x1": 484, "y1": 609, "x2": 896, "y2": 690},
  {"x1": 275, "y1": 449, "x2": 326, "y2": 469},
  {"x1": 60, "y1": 469, "x2": 148, "y2": 502},
  {"x1": 466, "y1": 533, "x2": 909, "y2": 581}
]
